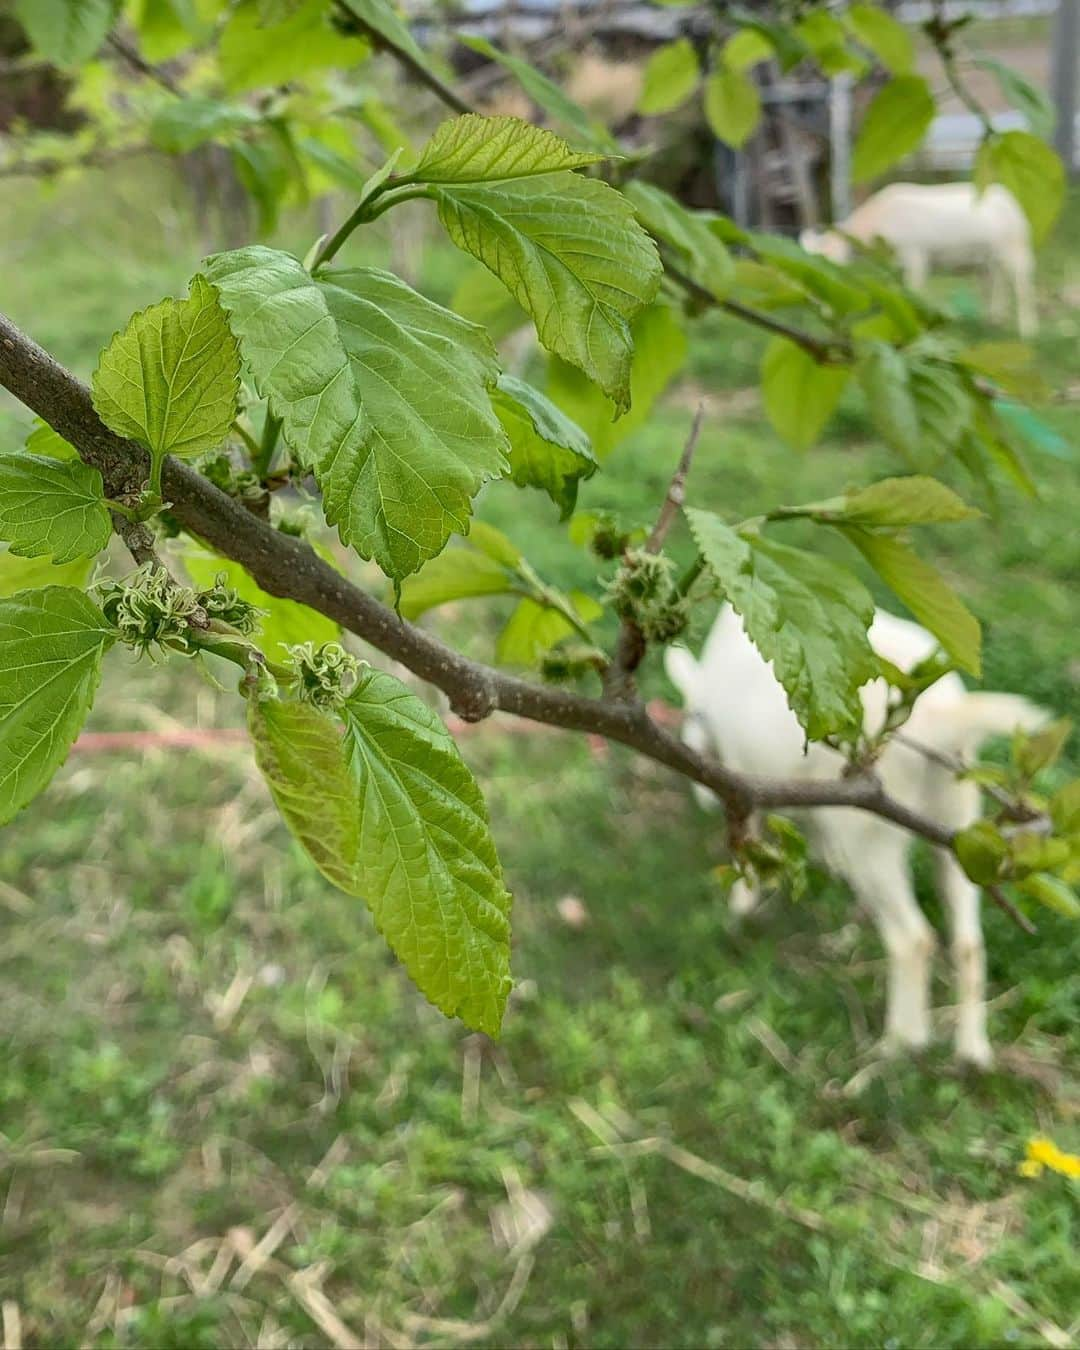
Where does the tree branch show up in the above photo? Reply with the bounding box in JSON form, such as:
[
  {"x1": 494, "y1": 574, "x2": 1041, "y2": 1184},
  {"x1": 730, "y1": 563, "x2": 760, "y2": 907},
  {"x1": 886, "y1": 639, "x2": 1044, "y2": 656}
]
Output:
[{"x1": 0, "y1": 312, "x2": 1033, "y2": 927}]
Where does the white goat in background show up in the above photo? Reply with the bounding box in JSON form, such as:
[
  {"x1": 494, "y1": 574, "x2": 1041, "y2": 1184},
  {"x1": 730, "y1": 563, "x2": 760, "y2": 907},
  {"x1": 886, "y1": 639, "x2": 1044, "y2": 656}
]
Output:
[
  {"x1": 800, "y1": 182, "x2": 1037, "y2": 338},
  {"x1": 666, "y1": 607, "x2": 1045, "y2": 1066}
]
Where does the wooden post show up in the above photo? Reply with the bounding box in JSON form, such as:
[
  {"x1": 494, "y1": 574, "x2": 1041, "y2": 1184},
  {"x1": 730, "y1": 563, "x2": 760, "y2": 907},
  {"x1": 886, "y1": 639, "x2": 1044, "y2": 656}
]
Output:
[
  {"x1": 1052, "y1": 0, "x2": 1078, "y2": 176},
  {"x1": 829, "y1": 73, "x2": 853, "y2": 222}
]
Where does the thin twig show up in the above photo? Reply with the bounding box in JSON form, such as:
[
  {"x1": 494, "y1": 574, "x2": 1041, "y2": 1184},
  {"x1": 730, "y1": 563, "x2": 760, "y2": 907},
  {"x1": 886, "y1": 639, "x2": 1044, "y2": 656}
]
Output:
[
  {"x1": 106, "y1": 31, "x2": 182, "y2": 95},
  {"x1": 333, "y1": 1, "x2": 475, "y2": 116},
  {"x1": 986, "y1": 885, "x2": 1037, "y2": 936},
  {"x1": 645, "y1": 403, "x2": 705, "y2": 554}
]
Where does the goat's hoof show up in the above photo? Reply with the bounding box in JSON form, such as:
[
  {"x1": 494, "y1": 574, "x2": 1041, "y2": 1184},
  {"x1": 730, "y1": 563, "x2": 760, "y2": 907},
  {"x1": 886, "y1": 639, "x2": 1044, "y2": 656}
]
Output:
[{"x1": 955, "y1": 1041, "x2": 993, "y2": 1072}]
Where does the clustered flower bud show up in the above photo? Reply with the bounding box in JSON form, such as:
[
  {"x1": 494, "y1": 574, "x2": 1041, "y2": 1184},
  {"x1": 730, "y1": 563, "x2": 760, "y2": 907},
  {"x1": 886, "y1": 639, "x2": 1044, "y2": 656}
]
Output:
[
  {"x1": 285, "y1": 641, "x2": 362, "y2": 711},
  {"x1": 605, "y1": 549, "x2": 690, "y2": 644},
  {"x1": 95, "y1": 564, "x2": 201, "y2": 653},
  {"x1": 196, "y1": 572, "x2": 263, "y2": 636},
  {"x1": 200, "y1": 451, "x2": 264, "y2": 504}
]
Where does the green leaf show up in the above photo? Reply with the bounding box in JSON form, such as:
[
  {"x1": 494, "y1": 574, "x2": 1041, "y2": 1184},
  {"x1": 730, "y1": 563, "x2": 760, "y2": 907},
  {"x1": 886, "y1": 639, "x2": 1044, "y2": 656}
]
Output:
[
  {"x1": 458, "y1": 34, "x2": 613, "y2": 153},
  {"x1": 0, "y1": 454, "x2": 111, "y2": 564},
  {"x1": 491, "y1": 374, "x2": 597, "y2": 518},
  {"x1": 686, "y1": 509, "x2": 877, "y2": 740},
  {"x1": 1017, "y1": 873, "x2": 1080, "y2": 920},
  {"x1": 1015, "y1": 717, "x2": 1072, "y2": 778},
  {"x1": 761, "y1": 338, "x2": 849, "y2": 450},
  {"x1": 495, "y1": 594, "x2": 599, "y2": 668},
  {"x1": 183, "y1": 549, "x2": 339, "y2": 655},
  {"x1": 840, "y1": 527, "x2": 981, "y2": 676},
  {"x1": 704, "y1": 66, "x2": 761, "y2": 149},
  {"x1": 845, "y1": 4, "x2": 914, "y2": 74},
  {"x1": 1050, "y1": 780, "x2": 1080, "y2": 834},
  {"x1": 249, "y1": 673, "x2": 513, "y2": 1034},
  {"x1": 852, "y1": 75, "x2": 934, "y2": 182},
  {"x1": 232, "y1": 133, "x2": 293, "y2": 237},
  {"x1": 974, "y1": 131, "x2": 1065, "y2": 245},
  {"x1": 205, "y1": 248, "x2": 509, "y2": 580},
  {"x1": 412, "y1": 114, "x2": 602, "y2": 183},
  {"x1": 908, "y1": 361, "x2": 973, "y2": 469},
  {"x1": 398, "y1": 546, "x2": 516, "y2": 621},
  {"x1": 338, "y1": 0, "x2": 428, "y2": 69},
  {"x1": 149, "y1": 98, "x2": 262, "y2": 154},
  {"x1": 92, "y1": 274, "x2": 241, "y2": 461},
  {"x1": 13, "y1": 0, "x2": 116, "y2": 65},
  {"x1": 973, "y1": 57, "x2": 1054, "y2": 139},
  {"x1": 637, "y1": 38, "x2": 701, "y2": 115},
  {"x1": 434, "y1": 174, "x2": 661, "y2": 412},
  {"x1": 794, "y1": 12, "x2": 863, "y2": 77},
  {"x1": 857, "y1": 342, "x2": 919, "y2": 459},
  {"x1": 464, "y1": 520, "x2": 523, "y2": 570},
  {"x1": 752, "y1": 234, "x2": 868, "y2": 315},
  {"x1": 547, "y1": 302, "x2": 687, "y2": 461},
  {"x1": 624, "y1": 181, "x2": 733, "y2": 301},
  {"x1": 0, "y1": 549, "x2": 93, "y2": 598},
  {"x1": 0, "y1": 587, "x2": 114, "y2": 825},
  {"x1": 219, "y1": 0, "x2": 369, "y2": 92},
  {"x1": 722, "y1": 29, "x2": 773, "y2": 71},
  {"x1": 833, "y1": 476, "x2": 980, "y2": 527},
  {"x1": 955, "y1": 820, "x2": 1008, "y2": 885},
  {"x1": 24, "y1": 421, "x2": 76, "y2": 461}
]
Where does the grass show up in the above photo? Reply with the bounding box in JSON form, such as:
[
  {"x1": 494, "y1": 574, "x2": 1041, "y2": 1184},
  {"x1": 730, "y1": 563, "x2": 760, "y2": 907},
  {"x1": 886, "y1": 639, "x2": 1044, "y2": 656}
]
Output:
[{"x1": 1, "y1": 165, "x2": 1079, "y2": 1349}]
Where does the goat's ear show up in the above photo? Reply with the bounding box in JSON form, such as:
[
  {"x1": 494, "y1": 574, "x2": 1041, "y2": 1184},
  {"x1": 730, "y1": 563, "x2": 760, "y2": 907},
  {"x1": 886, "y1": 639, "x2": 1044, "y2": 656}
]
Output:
[{"x1": 664, "y1": 646, "x2": 699, "y2": 699}]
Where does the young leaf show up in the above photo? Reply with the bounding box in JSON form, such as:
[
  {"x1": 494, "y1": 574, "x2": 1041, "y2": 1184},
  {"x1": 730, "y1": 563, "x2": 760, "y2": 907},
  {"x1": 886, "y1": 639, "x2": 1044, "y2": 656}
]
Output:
[
  {"x1": 398, "y1": 547, "x2": 517, "y2": 621},
  {"x1": 637, "y1": 38, "x2": 701, "y2": 115},
  {"x1": 0, "y1": 454, "x2": 111, "y2": 564},
  {"x1": 495, "y1": 595, "x2": 599, "y2": 668},
  {"x1": 686, "y1": 508, "x2": 877, "y2": 741},
  {"x1": 149, "y1": 98, "x2": 262, "y2": 154},
  {"x1": 840, "y1": 527, "x2": 981, "y2": 676},
  {"x1": 547, "y1": 302, "x2": 687, "y2": 460},
  {"x1": 761, "y1": 338, "x2": 849, "y2": 450},
  {"x1": 249, "y1": 673, "x2": 513, "y2": 1034},
  {"x1": 973, "y1": 57, "x2": 1054, "y2": 139},
  {"x1": 13, "y1": 0, "x2": 116, "y2": 65},
  {"x1": 624, "y1": 181, "x2": 733, "y2": 301},
  {"x1": 1015, "y1": 717, "x2": 1072, "y2": 779},
  {"x1": 1017, "y1": 873, "x2": 1080, "y2": 920},
  {"x1": 852, "y1": 75, "x2": 934, "y2": 182},
  {"x1": 955, "y1": 820, "x2": 1008, "y2": 885},
  {"x1": 219, "y1": 0, "x2": 369, "y2": 92},
  {"x1": 974, "y1": 131, "x2": 1065, "y2": 245},
  {"x1": 0, "y1": 549, "x2": 93, "y2": 598},
  {"x1": 92, "y1": 274, "x2": 241, "y2": 461},
  {"x1": 0, "y1": 587, "x2": 114, "y2": 825},
  {"x1": 338, "y1": 0, "x2": 428, "y2": 69},
  {"x1": 909, "y1": 361, "x2": 973, "y2": 468},
  {"x1": 857, "y1": 342, "x2": 920, "y2": 459},
  {"x1": 25, "y1": 421, "x2": 76, "y2": 460},
  {"x1": 491, "y1": 374, "x2": 597, "y2": 518},
  {"x1": 205, "y1": 248, "x2": 509, "y2": 580},
  {"x1": 844, "y1": 4, "x2": 914, "y2": 74},
  {"x1": 434, "y1": 173, "x2": 661, "y2": 412},
  {"x1": 834, "y1": 477, "x2": 980, "y2": 527},
  {"x1": 183, "y1": 549, "x2": 339, "y2": 655},
  {"x1": 458, "y1": 34, "x2": 613, "y2": 152},
  {"x1": 722, "y1": 29, "x2": 773, "y2": 72},
  {"x1": 704, "y1": 66, "x2": 761, "y2": 149},
  {"x1": 411, "y1": 115, "x2": 602, "y2": 183}
]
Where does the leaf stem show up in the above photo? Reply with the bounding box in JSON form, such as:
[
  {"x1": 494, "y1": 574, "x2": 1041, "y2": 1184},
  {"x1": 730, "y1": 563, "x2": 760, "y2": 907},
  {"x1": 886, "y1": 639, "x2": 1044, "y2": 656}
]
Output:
[{"x1": 254, "y1": 412, "x2": 282, "y2": 479}]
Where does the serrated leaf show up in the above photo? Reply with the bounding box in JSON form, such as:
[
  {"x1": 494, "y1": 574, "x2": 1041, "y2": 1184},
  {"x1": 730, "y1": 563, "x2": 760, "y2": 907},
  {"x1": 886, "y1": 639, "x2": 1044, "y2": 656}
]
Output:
[
  {"x1": 398, "y1": 546, "x2": 517, "y2": 621},
  {"x1": 836, "y1": 477, "x2": 980, "y2": 527},
  {"x1": 249, "y1": 672, "x2": 513, "y2": 1034},
  {"x1": 857, "y1": 341, "x2": 920, "y2": 459},
  {"x1": 458, "y1": 34, "x2": 614, "y2": 152},
  {"x1": 150, "y1": 98, "x2": 262, "y2": 154},
  {"x1": 686, "y1": 508, "x2": 877, "y2": 740},
  {"x1": 491, "y1": 374, "x2": 597, "y2": 518},
  {"x1": 0, "y1": 586, "x2": 114, "y2": 825},
  {"x1": 13, "y1": 0, "x2": 116, "y2": 65},
  {"x1": 840, "y1": 526, "x2": 981, "y2": 676},
  {"x1": 25, "y1": 421, "x2": 76, "y2": 460},
  {"x1": 0, "y1": 549, "x2": 93, "y2": 598},
  {"x1": 0, "y1": 454, "x2": 111, "y2": 564},
  {"x1": 624, "y1": 181, "x2": 733, "y2": 301},
  {"x1": 638, "y1": 38, "x2": 701, "y2": 115},
  {"x1": 219, "y1": 0, "x2": 369, "y2": 92},
  {"x1": 412, "y1": 114, "x2": 602, "y2": 183},
  {"x1": 434, "y1": 173, "x2": 661, "y2": 412},
  {"x1": 183, "y1": 548, "x2": 339, "y2": 655},
  {"x1": 547, "y1": 302, "x2": 687, "y2": 460},
  {"x1": 852, "y1": 75, "x2": 934, "y2": 182},
  {"x1": 205, "y1": 248, "x2": 509, "y2": 580},
  {"x1": 908, "y1": 361, "x2": 974, "y2": 469},
  {"x1": 845, "y1": 4, "x2": 913, "y2": 74},
  {"x1": 974, "y1": 131, "x2": 1064, "y2": 245},
  {"x1": 761, "y1": 337, "x2": 849, "y2": 450},
  {"x1": 704, "y1": 66, "x2": 761, "y2": 149},
  {"x1": 92, "y1": 274, "x2": 241, "y2": 461}
]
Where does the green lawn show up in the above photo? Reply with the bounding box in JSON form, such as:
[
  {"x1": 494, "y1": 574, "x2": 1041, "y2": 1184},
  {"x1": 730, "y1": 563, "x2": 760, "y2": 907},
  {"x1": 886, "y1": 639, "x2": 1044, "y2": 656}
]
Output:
[{"x1": 1, "y1": 168, "x2": 1078, "y2": 1349}]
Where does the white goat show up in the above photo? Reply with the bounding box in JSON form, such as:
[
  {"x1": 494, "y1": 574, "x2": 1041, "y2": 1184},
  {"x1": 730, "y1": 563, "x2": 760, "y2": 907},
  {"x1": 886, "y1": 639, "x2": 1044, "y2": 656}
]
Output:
[
  {"x1": 665, "y1": 607, "x2": 1044, "y2": 1066},
  {"x1": 799, "y1": 182, "x2": 1037, "y2": 337}
]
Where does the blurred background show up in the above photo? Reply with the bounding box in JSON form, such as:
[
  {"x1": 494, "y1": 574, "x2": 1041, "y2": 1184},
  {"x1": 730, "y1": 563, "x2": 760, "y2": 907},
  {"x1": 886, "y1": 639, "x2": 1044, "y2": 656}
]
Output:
[{"x1": 1, "y1": 2, "x2": 1079, "y2": 1346}]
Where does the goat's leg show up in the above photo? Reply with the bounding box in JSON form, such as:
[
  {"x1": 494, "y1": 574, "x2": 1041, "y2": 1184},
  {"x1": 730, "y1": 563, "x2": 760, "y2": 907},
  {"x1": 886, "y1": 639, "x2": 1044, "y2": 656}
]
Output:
[
  {"x1": 935, "y1": 851, "x2": 992, "y2": 1067},
  {"x1": 899, "y1": 248, "x2": 928, "y2": 291},
  {"x1": 987, "y1": 260, "x2": 1007, "y2": 324}
]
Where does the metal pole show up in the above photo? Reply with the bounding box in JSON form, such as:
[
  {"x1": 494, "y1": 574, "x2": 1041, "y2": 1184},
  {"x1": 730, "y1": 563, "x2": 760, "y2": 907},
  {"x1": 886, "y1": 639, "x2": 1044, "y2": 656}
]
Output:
[
  {"x1": 1052, "y1": 0, "x2": 1078, "y2": 176},
  {"x1": 829, "y1": 74, "x2": 853, "y2": 222}
]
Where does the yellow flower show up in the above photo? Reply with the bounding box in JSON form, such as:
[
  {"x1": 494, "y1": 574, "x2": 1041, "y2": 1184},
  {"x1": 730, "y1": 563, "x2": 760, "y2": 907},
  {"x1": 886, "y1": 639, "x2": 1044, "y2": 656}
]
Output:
[{"x1": 1021, "y1": 1136, "x2": 1080, "y2": 1179}]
